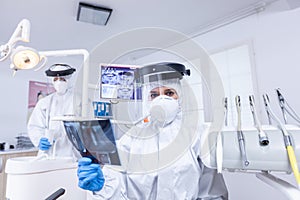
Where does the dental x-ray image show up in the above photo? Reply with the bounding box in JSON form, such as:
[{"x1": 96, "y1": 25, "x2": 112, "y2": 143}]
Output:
[
  {"x1": 64, "y1": 119, "x2": 121, "y2": 165},
  {"x1": 100, "y1": 64, "x2": 142, "y2": 100}
]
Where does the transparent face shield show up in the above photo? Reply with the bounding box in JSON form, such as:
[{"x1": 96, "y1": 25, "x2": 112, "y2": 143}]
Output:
[
  {"x1": 45, "y1": 64, "x2": 76, "y2": 92},
  {"x1": 133, "y1": 62, "x2": 190, "y2": 126}
]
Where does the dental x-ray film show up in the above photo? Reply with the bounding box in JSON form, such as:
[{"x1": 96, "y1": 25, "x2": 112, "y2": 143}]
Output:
[{"x1": 64, "y1": 119, "x2": 121, "y2": 165}]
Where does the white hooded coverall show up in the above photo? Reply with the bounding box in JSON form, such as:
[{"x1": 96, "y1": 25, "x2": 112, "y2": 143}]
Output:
[
  {"x1": 88, "y1": 116, "x2": 228, "y2": 200},
  {"x1": 27, "y1": 89, "x2": 79, "y2": 158}
]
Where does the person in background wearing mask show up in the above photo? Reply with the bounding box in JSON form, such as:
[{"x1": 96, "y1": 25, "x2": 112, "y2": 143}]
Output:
[
  {"x1": 28, "y1": 64, "x2": 80, "y2": 158},
  {"x1": 77, "y1": 62, "x2": 228, "y2": 199}
]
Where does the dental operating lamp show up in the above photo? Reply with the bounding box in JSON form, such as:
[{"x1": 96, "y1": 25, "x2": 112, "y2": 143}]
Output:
[
  {"x1": 9, "y1": 46, "x2": 47, "y2": 72},
  {"x1": 0, "y1": 19, "x2": 47, "y2": 72}
]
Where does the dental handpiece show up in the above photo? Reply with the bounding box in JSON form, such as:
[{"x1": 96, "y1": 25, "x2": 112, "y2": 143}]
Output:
[
  {"x1": 235, "y1": 95, "x2": 249, "y2": 167},
  {"x1": 224, "y1": 97, "x2": 228, "y2": 126},
  {"x1": 263, "y1": 94, "x2": 272, "y2": 125},
  {"x1": 276, "y1": 88, "x2": 288, "y2": 124},
  {"x1": 249, "y1": 95, "x2": 269, "y2": 146},
  {"x1": 276, "y1": 88, "x2": 300, "y2": 124}
]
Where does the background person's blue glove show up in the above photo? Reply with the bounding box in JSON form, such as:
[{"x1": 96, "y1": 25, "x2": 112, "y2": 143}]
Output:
[
  {"x1": 77, "y1": 157, "x2": 105, "y2": 192},
  {"x1": 39, "y1": 137, "x2": 52, "y2": 151}
]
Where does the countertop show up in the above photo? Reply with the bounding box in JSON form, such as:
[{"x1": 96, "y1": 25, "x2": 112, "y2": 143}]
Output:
[{"x1": 0, "y1": 148, "x2": 38, "y2": 155}]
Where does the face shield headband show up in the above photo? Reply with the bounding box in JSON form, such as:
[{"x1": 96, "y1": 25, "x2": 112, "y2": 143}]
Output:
[
  {"x1": 135, "y1": 62, "x2": 190, "y2": 101},
  {"x1": 45, "y1": 63, "x2": 76, "y2": 77},
  {"x1": 134, "y1": 62, "x2": 190, "y2": 85}
]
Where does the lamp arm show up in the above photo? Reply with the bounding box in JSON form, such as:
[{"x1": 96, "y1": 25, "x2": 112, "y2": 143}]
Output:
[
  {"x1": 39, "y1": 49, "x2": 88, "y2": 58},
  {"x1": 0, "y1": 44, "x2": 12, "y2": 61},
  {"x1": 0, "y1": 19, "x2": 31, "y2": 62},
  {"x1": 7, "y1": 19, "x2": 30, "y2": 46}
]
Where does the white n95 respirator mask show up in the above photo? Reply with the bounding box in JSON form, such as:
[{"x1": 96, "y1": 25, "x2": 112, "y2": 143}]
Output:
[
  {"x1": 149, "y1": 95, "x2": 180, "y2": 124},
  {"x1": 53, "y1": 81, "x2": 68, "y2": 95}
]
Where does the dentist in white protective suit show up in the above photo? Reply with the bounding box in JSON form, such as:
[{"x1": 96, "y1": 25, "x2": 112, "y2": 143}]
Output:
[
  {"x1": 77, "y1": 62, "x2": 228, "y2": 199},
  {"x1": 27, "y1": 63, "x2": 80, "y2": 158}
]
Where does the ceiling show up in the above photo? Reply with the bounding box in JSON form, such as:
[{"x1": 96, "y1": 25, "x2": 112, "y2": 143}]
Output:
[{"x1": 0, "y1": 0, "x2": 280, "y2": 55}]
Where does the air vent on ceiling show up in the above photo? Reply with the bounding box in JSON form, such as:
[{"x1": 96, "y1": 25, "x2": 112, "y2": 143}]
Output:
[{"x1": 77, "y1": 2, "x2": 112, "y2": 26}]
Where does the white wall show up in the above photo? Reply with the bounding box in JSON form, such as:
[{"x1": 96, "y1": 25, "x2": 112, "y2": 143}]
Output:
[{"x1": 198, "y1": 0, "x2": 300, "y2": 124}]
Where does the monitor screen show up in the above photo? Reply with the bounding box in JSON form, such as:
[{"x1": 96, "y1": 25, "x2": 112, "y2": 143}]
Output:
[
  {"x1": 100, "y1": 64, "x2": 142, "y2": 100},
  {"x1": 63, "y1": 119, "x2": 121, "y2": 165}
]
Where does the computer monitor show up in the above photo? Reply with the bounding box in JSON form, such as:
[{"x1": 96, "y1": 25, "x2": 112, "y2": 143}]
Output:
[
  {"x1": 63, "y1": 119, "x2": 121, "y2": 165},
  {"x1": 100, "y1": 64, "x2": 142, "y2": 100}
]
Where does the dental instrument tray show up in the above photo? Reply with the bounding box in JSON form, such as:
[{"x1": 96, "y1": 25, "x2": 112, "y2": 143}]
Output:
[{"x1": 201, "y1": 125, "x2": 300, "y2": 173}]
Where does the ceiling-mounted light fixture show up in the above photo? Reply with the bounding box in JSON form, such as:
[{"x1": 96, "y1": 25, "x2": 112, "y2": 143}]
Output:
[
  {"x1": 10, "y1": 46, "x2": 47, "y2": 72},
  {"x1": 77, "y1": 2, "x2": 112, "y2": 26}
]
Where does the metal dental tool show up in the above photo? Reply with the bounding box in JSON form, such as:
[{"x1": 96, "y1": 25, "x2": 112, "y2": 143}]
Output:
[
  {"x1": 235, "y1": 95, "x2": 249, "y2": 167},
  {"x1": 249, "y1": 95, "x2": 269, "y2": 146},
  {"x1": 263, "y1": 94, "x2": 300, "y2": 189},
  {"x1": 224, "y1": 97, "x2": 228, "y2": 126},
  {"x1": 263, "y1": 94, "x2": 272, "y2": 125},
  {"x1": 276, "y1": 88, "x2": 288, "y2": 124},
  {"x1": 276, "y1": 88, "x2": 300, "y2": 124}
]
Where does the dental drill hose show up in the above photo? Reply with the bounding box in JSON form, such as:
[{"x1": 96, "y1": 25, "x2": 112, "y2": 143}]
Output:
[
  {"x1": 263, "y1": 94, "x2": 300, "y2": 188},
  {"x1": 237, "y1": 130, "x2": 249, "y2": 167},
  {"x1": 276, "y1": 88, "x2": 300, "y2": 124},
  {"x1": 235, "y1": 95, "x2": 249, "y2": 167},
  {"x1": 216, "y1": 97, "x2": 227, "y2": 173},
  {"x1": 285, "y1": 134, "x2": 300, "y2": 189},
  {"x1": 286, "y1": 145, "x2": 300, "y2": 188}
]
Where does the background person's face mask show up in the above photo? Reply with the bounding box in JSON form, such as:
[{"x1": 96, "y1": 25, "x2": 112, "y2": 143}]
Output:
[
  {"x1": 53, "y1": 80, "x2": 68, "y2": 95},
  {"x1": 149, "y1": 95, "x2": 180, "y2": 124}
]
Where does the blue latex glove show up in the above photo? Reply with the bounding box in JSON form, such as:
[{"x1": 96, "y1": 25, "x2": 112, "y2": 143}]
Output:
[
  {"x1": 77, "y1": 157, "x2": 105, "y2": 192},
  {"x1": 39, "y1": 137, "x2": 52, "y2": 151}
]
